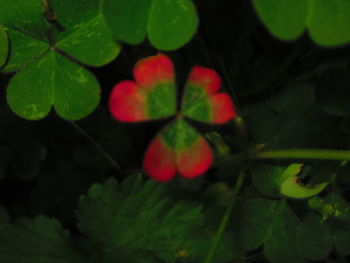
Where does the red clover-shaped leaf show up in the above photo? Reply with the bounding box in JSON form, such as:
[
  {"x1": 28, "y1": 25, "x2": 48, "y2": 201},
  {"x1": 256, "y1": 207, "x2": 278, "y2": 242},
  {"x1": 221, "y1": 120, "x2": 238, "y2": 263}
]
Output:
[{"x1": 109, "y1": 54, "x2": 236, "y2": 181}]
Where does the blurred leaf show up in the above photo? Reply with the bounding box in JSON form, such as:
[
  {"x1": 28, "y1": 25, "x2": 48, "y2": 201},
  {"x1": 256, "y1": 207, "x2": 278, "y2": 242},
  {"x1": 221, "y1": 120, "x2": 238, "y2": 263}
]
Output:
[
  {"x1": 0, "y1": 206, "x2": 10, "y2": 224},
  {"x1": 0, "y1": 24, "x2": 8, "y2": 67},
  {"x1": 7, "y1": 51, "x2": 100, "y2": 120},
  {"x1": 334, "y1": 229, "x2": 350, "y2": 256},
  {"x1": 77, "y1": 175, "x2": 218, "y2": 262},
  {"x1": 103, "y1": 0, "x2": 198, "y2": 50},
  {"x1": 315, "y1": 67, "x2": 350, "y2": 116},
  {"x1": 253, "y1": 0, "x2": 350, "y2": 46},
  {"x1": 244, "y1": 83, "x2": 339, "y2": 149},
  {"x1": 296, "y1": 213, "x2": 333, "y2": 261},
  {"x1": 238, "y1": 198, "x2": 305, "y2": 263},
  {"x1": 0, "y1": 215, "x2": 87, "y2": 263},
  {"x1": 251, "y1": 163, "x2": 291, "y2": 198}
]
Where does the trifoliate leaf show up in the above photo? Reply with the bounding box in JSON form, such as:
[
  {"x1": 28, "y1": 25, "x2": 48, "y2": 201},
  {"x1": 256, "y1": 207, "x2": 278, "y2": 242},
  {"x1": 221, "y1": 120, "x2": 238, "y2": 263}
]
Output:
[
  {"x1": 0, "y1": 215, "x2": 87, "y2": 263},
  {"x1": 1, "y1": 0, "x2": 120, "y2": 120},
  {"x1": 182, "y1": 66, "x2": 236, "y2": 124},
  {"x1": 109, "y1": 54, "x2": 177, "y2": 122},
  {"x1": 76, "y1": 175, "x2": 208, "y2": 262},
  {"x1": 143, "y1": 118, "x2": 213, "y2": 181}
]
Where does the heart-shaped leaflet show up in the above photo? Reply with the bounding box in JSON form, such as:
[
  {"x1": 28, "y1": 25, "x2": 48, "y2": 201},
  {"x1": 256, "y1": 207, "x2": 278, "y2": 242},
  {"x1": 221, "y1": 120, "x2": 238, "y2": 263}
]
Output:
[
  {"x1": 143, "y1": 118, "x2": 213, "y2": 182},
  {"x1": 109, "y1": 54, "x2": 176, "y2": 122},
  {"x1": 181, "y1": 66, "x2": 236, "y2": 123}
]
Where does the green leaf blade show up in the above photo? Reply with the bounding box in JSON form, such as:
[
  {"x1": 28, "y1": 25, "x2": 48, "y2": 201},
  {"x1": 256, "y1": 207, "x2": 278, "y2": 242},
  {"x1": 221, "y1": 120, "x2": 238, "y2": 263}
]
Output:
[
  {"x1": 53, "y1": 52, "x2": 100, "y2": 120},
  {"x1": 103, "y1": 0, "x2": 151, "y2": 45},
  {"x1": 56, "y1": 15, "x2": 121, "y2": 67},
  {"x1": 0, "y1": 0, "x2": 51, "y2": 40},
  {"x1": 307, "y1": 0, "x2": 350, "y2": 46},
  {"x1": 7, "y1": 51, "x2": 100, "y2": 120},
  {"x1": 296, "y1": 213, "x2": 333, "y2": 261},
  {"x1": 238, "y1": 198, "x2": 305, "y2": 263},
  {"x1": 148, "y1": 0, "x2": 199, "y2": 50},
  {"x1": 7, "y1": 51, "x2": 54, "y2": 120},
  {"x1": 1, "y1": 29, "x2": 50, "y2": 73},
  {"x1": 77, "y1": 175, "x2": 207, "y2": 262},
  {"x1": 0, "y1": 24, "x2": 8, "y2": 67},
  {"x1": 0, "y1": 215, "x2": 87, "y2": 263},
  {"x1": 252, "y1": 0, "x2": 308, "y2": 41}
]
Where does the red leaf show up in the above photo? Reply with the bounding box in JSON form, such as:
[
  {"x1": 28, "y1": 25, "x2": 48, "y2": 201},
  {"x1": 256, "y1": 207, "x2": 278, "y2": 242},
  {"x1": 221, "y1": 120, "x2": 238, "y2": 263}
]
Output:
[
  {"x1": 134, "y1": 53, "x2": 174, "y2": 87},
  {"x1": 109, "y1": 80, "x2": 147, "y2": 122},
  {"x1": 187, "y1": 66, "x2": 221, "y2": 94},
  {"x1": 177, "y1": 136, "x2": 213, "y2": 178},
  {"x1": 208, "y1": 93, "x2": 236, "y2": 124},
  {"x1": 143, "y1": 135, "x2": 177, "y2": 182},
  {"x1": 182, "y1": 66, "x2": 237, "y2": 124},
  {"x1": 109, "y1": 53, "x2": 176, "y2": 122},
  {"x1": 143, "y1": 119, "x2": 213, "y2": 182}
]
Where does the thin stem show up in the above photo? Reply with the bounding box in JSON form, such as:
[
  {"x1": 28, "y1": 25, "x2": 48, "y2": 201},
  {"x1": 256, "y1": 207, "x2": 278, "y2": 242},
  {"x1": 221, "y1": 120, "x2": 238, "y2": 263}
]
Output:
[
  {"x1": 256, "y1": 149, "x2": 350, "y2": 161},
  {"x1": 69, "y1": 121, "x2": 122, "y2": 172},
  {"x1": 204, "y1": 170, "x2": 245, "y2": 263}
]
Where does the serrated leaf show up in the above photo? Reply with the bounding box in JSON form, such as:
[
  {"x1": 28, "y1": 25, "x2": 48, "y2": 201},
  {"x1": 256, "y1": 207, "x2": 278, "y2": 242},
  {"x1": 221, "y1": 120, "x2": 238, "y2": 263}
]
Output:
[
  {"x1": 103, "y1": 0, "x2": 151, "y2": 44},
  {"x1": 253, "y1": 0, "x2": 350, "y2": 46},
  {"x1": 76, "y1": 175, "x2": 209, "y2": 262},
  {"x1": 0, "y1": 215, "x2": 87, "y2": 263},
  {"x1": 143, "y1": 118, "x2": 213, "y2": 181},
  {"x1": 0, "y1": 24, "x2": 8, "y2": 67},
  {"x1": 109, "y1": 54, "x2": 176, "y2": 122},
  {"x1": 7, "y1": 51, "x2": 100, "y2": 120},
  {"x1": 102, "y1": 0, "x2": 199, "y2": 50},
  {"x1": 238, "y1": 198, "x2": 305, "y2": 263},
  {"x1": 296, "y1": 213, "x2": 333, "y2": 261},
  {"x1": 148, "y1": 0, "x2": 199, "y2": 50},
  {"x1": 181, "y1": 66, "x2": 236, "y2": 124}
]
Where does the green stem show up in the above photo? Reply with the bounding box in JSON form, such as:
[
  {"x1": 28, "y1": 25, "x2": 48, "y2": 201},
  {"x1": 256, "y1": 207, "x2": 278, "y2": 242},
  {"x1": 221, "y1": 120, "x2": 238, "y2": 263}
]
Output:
[
  {"x1": 203, "y1": 171, "x2": 245, "y2": 263},
  {"x1": 256, "y1": 149, "x2": 350, "y2": 161}
]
